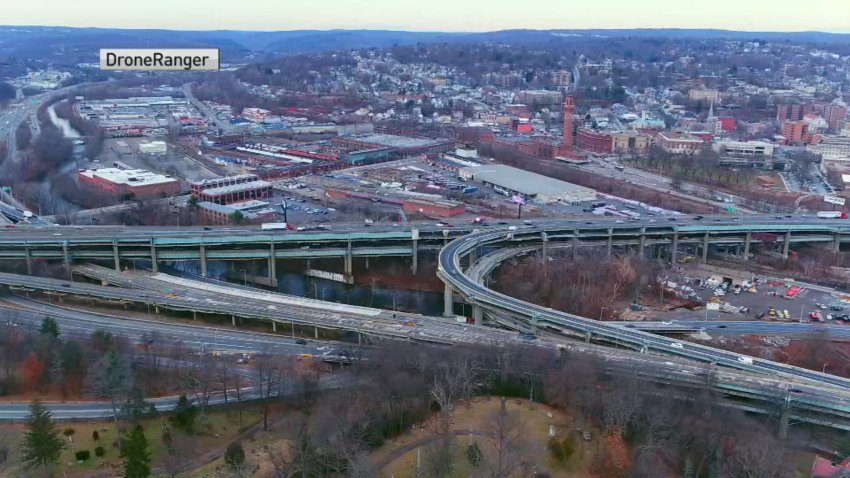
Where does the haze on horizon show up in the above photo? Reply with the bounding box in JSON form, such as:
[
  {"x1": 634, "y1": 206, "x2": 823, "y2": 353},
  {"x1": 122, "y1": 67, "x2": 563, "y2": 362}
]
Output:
[{"x1": 3, "y1": 0, "x2": 849, "y2": 33}]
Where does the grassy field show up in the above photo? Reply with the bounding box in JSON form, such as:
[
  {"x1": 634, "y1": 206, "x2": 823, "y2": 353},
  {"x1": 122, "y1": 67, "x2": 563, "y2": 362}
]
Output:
[
  {"x1": 373, "y1": 396, "x2": 598, "y2": 478},
  {"x1": 0, "y1": 405, "x2": 265, "y2": 477}
]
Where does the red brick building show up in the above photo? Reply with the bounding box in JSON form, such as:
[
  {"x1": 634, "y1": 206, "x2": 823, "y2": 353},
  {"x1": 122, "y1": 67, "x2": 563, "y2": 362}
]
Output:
[
  {"x1": 402, "y1": 198, "x2": 465, "y2": 218},
  {"x1": 78, "y1": 168, "x2": 181, "y2": 199},
  {"x1": 190, "y1": 174, "x2": 272, "y2": 205},
  {"x1": 781, "y1": 120, "x2": 810, "y2": 145},
  {"x1": 575, "y1": 128, "x2": 613, "y2": 154}
]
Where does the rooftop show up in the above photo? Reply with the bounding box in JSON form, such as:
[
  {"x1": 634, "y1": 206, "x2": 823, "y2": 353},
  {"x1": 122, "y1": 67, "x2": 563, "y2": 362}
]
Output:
[
  {"x1": 460, "y1": 164, "x2": 595, "y2": 197},
  {"x1": 345, "y1": 133, "x2": 446, "y2": 149},
  {"x1": 79, "y1": 168, "x2": 177, "y2": 187},
  {"x1": 201, "y1": 180, "x2": 273, "y2": 196},
  {"x1": 191, "y1": 174, "x2": 259, "y2": 187}
]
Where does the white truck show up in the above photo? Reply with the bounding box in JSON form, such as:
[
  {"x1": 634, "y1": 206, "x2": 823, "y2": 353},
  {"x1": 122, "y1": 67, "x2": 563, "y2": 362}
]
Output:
[
  {"x1": 261, "y1": 223, "x2": 291, "y2": 230},
  {"x1": 817, "y1": 211, "x2": 847, "y2": 219}
]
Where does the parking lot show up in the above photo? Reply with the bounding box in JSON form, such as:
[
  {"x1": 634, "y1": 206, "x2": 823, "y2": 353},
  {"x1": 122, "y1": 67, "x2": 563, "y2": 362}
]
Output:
[{"x1": 648, "y1": 266, "x2": 850, "y2": 324}]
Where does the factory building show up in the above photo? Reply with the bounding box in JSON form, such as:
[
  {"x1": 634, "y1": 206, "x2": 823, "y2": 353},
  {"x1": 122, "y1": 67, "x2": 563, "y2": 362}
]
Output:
[
  {"x1": 78, "y1": 168, "x2": 181, "y2": 199},
  {"x1": 197, "y1": 200, "x2": 277, "y2": 225},
  {"x1": 190, "y1": 174, "x2": 272, "y2": 205},
  {"x1": 458, "y1": 164, "x2": 596, "y2": 204},
  {"x1": 333, "y1": 133, "x2": 452, "y2": 157},
  {"x1": 402, "y1": 198, "x2": 466, "y2": 218}
]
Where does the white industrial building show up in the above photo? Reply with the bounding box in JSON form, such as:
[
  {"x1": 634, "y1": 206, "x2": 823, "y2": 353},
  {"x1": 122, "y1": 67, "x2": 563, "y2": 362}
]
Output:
[
  {"x1": 138, "y1": 141, "x2": 167, "y2": 155},
  {"x1": 458, "y1": 164, "x2": 596, "y2": 204}
]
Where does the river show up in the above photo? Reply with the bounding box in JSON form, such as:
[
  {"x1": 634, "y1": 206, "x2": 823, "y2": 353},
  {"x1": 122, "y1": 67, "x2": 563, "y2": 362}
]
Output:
[{"x1": 48, "y1": 103, "x2": 82, "y2": 139}]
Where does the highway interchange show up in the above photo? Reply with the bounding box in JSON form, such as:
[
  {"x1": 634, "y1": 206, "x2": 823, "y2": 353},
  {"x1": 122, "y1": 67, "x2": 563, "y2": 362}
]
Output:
[{"x1": 3, "y1": 214, "x2": 850, "y2": 424}]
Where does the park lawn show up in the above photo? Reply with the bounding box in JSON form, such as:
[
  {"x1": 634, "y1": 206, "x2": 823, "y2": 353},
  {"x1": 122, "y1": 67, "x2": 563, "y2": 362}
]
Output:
[
  {"x1": 24, "y1": 405, "x2": 266, "y2": 477},
  {"x1": 376, "y1": 396, "x2": 597, "y2": 478}
]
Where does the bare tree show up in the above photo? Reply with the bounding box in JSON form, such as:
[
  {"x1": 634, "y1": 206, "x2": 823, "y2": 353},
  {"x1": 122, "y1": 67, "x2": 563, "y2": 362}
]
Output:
[{"x1": 481, "y1": 397, "x2": 529, "y2": 478}]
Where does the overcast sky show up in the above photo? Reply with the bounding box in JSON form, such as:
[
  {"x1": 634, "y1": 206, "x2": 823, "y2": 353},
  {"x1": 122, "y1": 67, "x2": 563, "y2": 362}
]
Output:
[{"x1": 3, "y1": 0, "x2": 848, "y2": 32}]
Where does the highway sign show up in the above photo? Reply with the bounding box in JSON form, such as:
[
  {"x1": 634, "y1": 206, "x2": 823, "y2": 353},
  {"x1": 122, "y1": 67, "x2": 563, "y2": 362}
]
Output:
[{"x1": 824, "y1": 195, "x2": 846, "y2": 206}]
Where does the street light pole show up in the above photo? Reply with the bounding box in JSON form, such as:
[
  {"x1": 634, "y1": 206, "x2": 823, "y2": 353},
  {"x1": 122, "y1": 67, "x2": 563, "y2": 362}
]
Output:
[{"x1": 280, "y1": 198, "x2": 287, "y2": 224}]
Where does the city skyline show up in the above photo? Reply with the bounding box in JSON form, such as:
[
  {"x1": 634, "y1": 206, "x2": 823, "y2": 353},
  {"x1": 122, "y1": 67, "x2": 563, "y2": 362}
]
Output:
[{"x1": 2, "y1": 0, "x2": 849, "y2": 33}]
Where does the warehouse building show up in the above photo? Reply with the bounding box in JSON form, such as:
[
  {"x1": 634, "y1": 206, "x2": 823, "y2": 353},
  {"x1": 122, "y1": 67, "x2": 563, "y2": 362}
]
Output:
[
  {"x1": 190, "y1": 174, "x2": 272, "y2": 205},
  {"x1": 458, "y1": 164, "x2": 596, "y2": 204},
  {"x1": 78, "y1": 168, "x2": 181, "y2": 199},
  {"x1": 402, "y1": 198, "x2": 466, "y2": 218},
  {"x1": 333, "y1": 133, "x2": 453, "y2": 157},
  {"x1": 197, "y1": 200, "x2": 277, "y2": 225}
]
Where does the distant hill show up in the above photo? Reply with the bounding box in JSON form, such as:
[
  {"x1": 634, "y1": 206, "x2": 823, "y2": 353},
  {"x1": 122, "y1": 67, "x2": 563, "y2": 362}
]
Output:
[{"x1": 0, "y1": 26, "x2": 847, "y2": 66}]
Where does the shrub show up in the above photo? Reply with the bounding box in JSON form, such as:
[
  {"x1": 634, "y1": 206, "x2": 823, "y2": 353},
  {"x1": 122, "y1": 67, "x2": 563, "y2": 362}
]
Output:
[
  {"x1": 466, "y1": 442, "x2": 483, "y2": 467},
  {"x1": 224, "y1": 442, "x2": 245, "y2": 470},
  {"x1": 75, "y1": 450, "x2": 91, "y2": 461},
  {"x1": 94, "y1": 446, "x2": 105, "y2": 457},
  {"x1": 92, "y1": 430, "x2": 100, "y2": 441},
  {"x1": 63, "y1": 428, "x2": 75, "y2": 437},
  {"x1": 548, "y1": 437, "x2": 575, "y2": 467}
]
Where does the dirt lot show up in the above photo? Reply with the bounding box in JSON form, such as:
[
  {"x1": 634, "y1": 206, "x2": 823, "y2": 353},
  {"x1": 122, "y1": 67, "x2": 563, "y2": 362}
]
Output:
[{"x1": 84, "y1": 138, "x2": 220, "y2": 182}]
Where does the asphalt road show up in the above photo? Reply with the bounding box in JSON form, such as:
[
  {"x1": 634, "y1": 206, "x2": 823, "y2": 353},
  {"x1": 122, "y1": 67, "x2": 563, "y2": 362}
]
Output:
[{"x1": 0, "y1": 293, "x2": 329, "y2": 356}]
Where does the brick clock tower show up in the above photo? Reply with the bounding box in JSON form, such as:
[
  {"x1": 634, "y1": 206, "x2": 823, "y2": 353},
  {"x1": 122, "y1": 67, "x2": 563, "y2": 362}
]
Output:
[{"x1": 563, "y1": 95, "x2": 575, "y2": 149}]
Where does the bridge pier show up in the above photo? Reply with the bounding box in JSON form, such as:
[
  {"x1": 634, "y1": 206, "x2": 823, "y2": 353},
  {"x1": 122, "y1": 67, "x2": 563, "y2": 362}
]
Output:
[
  {"x1": 268, "y1": 241, "x2": 277, "y2": 287},
  {"x1": 199, "y1": 244, "x2": 207, "y2": 277},
  {"x1": 701, "y1": 233, "x2": 709, "y2": 263},
  {"x1": 606, "y1": 229, "x2": 613, "y2": 258},
  {"x1": 344, "y1": 239, "x2": 353, "y2": 278},
  {"x1": 411, "y1": 237, "x2": 418, "y2": 274},
  {"x1": 443, "y1": 283, "x2": 454, "y2": 318},
  {"x1": 62, "y1": 241, "x2": 70, "y2": 277},
  {"x1": 572, "y1": 231, "x2": 579, "y2": 259},
  {"x1": 541, "y1": 232, "x2": 548, "y2": 266},
  {"x1": 779, "y1": 399, "x2": 791, "y2": 439},
  {"x1": 743, "y1": 231, "x2": 751, "y2": 260},
  {"x1": 112, "y1": 240, "x2": 120, "y2": 271},
  {"x1": 638, "y1": 229, "x2": 646, "y2": 258},
  {"x1": 472, "y1": 304, "x2": 483, "y2": 326},
  {"x1": 25, "y1": 246, "x2": 32, "y2": 275},
  {"x1": 149, "y1": 241, "x2": 158, "y2": 273},
  {"x1": 670, "y1": 233, "x2": 678, "y2": 264},
  {"x1": 834, "y1": 234, "x2": 841, "y2": 254},
  {"x1": 272, "y1": 320, "x2": 277, "y2": 332},
  {"x1": 782, "y1": 231, "x2": 791, "y2": 259}
]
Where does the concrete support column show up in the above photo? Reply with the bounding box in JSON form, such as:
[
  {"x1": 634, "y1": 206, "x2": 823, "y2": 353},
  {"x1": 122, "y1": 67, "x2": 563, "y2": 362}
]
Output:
[
  {"x1": 779, "y1": 401, "x2": 790, "y2": 439},
  {"x1": 541, "y1": 232, "x2": 548, "y2": 265},
  {"x1": 272, "y1": 320, "x2": 277, "y2": 332},
  {"x1": 638, "y1": 229, "x2": 646, "y2": 258},
  {"x1": 833, "y1": 234, "x2": 841, "y2": 253},
  {"x1": 411, "y1": 238, "x2": 419, "y2": 274},
  {"x1": 743, "y1": 231, "x2": 752, "y2": 260},
  {"x1": 314, "y1": 326, "x2": 319, "y2": 339},
  {"x1": 782, "y1": 231, "x2": 791, "y2": 259},
  {"x1": 606, "y1": 229, "x2": 613, "y2": 258},
  {"x1": 670, "y1": 233, "x2": 679, "y2": 264},
  {"x1": 231, "y1": 314, "x2": 236, "y2": 326},
  {"x1": 572, "y1": 230, "x2": 579, "y2": 259},
  {"x1": 24, "y1": 247, "x2": 33, "y2": 275},
  {"x1": 443, "y1": 282, "x2": 454, "y2": 318},
  {"x1": 150, "y1": 241, "x2": 158, "y2": 273},
  {"x1": 344, "y1": 239, "x2": 353, "y2": 277},
  {"x1": 472, "y1": 304, "x2": 483, "y2": 326},
  {"x1": 268, "y1": 241, "x2": 276, "y2": 281},
  {"x1": 112, "y1": 239, "x2": 120, "y2": 271},
  {"x1": 199, "y1": 244, "x2": 207, "y2": 277},
  {"x1": 701, "y1": 233, "x2": 709, "y2": 264},
  {"x1": 62, "y1": 241, "x2": 71, "y2": 277},
  {"x1": 585, "y1": 331, "x2": 592, "y2": 343}
]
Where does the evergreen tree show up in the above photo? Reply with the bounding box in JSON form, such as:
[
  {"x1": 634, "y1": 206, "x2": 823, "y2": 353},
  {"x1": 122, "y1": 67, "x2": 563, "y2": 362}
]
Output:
[
  {"x1": 39, "y1": 317, "x2": 60, "y2": 338},
  {"x1": 121, "y1": 425, "x2": 151, "y2": 478},
  {"x1": 21, "y1": 400, "x2": 64, "y2": 471},
  {"x1": 169, "y1": 395, "x2": 199, "y2": 435}
]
